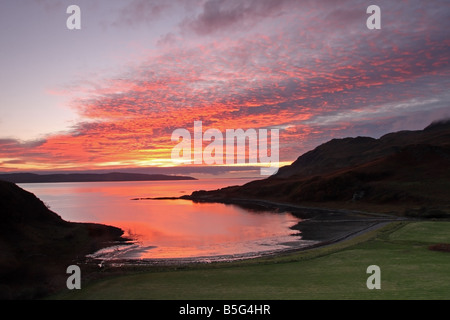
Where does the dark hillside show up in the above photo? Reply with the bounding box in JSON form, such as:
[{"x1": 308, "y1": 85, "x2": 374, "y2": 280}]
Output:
[
  {"x1": 0, "y1": 180, "x2": 126, "y2": 299},
  {"x1": 185, "y1": 121, "x2": 450, "y2": 216}
]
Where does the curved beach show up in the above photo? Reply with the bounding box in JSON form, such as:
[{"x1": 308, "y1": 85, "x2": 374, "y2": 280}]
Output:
[{"x1": 86, "y1": 198, "x2": 406, "y2": 267}]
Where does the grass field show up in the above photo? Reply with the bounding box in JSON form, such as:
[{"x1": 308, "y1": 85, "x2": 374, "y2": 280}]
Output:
[{"x1": 51, "y1": 221, "x2": 450, "y2": 300}]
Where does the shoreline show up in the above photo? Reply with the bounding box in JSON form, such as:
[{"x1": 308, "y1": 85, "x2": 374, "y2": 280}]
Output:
[
  {"x1": 88, "y1": 196, "x2": 407, "y2": 267},
  {"x1": 86, "y1": 221, "x2": 391, "y2": 268},
  {"x1": 48, "y1": 197, "x2": 416, "y2": 299}
]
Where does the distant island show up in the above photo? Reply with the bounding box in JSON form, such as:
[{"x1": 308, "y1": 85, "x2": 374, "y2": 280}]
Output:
[{"x1": 0, "y1": 172, "x2": 197, "y2": 184}]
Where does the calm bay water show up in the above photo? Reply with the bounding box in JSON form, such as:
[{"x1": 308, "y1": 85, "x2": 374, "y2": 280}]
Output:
[{"x1": 19, "y1": 179, "x2": 311, "y2": 261}]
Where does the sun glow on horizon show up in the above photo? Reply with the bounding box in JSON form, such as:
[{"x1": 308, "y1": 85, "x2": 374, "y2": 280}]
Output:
[{"x1": 1, "y1": 1, "x2": 449, "y2": 177}]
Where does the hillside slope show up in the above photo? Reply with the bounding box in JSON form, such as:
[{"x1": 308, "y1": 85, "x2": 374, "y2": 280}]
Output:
[
  {"x1": 0, "y1": 180, "x2": 126, "y2": 299},
  {"x1": 276, "y1": 119, "x2": 450, "y2": 178},
  {"x1": 185, "y1": 120, "x2": 450, "y2": 215}
]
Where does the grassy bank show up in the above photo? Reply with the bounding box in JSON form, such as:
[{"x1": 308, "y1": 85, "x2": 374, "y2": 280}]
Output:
[{"x1": 51, "y1": 221, "x2": 450, "y2": 300}]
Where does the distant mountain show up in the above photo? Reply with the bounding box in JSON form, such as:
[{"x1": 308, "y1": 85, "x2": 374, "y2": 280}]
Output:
[
  {"x1": 0, "y1": 172, "x2": 197, "y2": 183},
  {"x1": 0, "y1": 180, "x2": 126, "y2": 299},
  {"x1": 184, "y1": 120, "x2": 450, "y2": 216},
  {"x1": 276, "y1": 119, "x2": 450, "y2": 179}
]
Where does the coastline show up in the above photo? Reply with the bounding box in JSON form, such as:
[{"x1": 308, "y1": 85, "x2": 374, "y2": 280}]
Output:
[
  {"x1": 48, "y1": 196, "x2": 425, "y2": 300},
  {"x1": 1, "y1": 177, "x2": 409, "y2": 299},
  {"x1": 90, "y1": 196, "x2": 407, "y2": 267},
  {"x1": 86, "y1": 221, "x2": 392, "y2": 268}
]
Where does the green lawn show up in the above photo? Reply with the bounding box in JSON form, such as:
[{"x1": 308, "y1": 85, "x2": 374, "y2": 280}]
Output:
[{"x1": 51, "y1": 221, "x2": 450, "y2": 300}]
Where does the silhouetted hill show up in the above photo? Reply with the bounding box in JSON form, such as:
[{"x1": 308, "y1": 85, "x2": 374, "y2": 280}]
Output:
[
  {"x1": 275, "y1": 119, "x2": 450, "y2": 178},
  {"x1": 0, "y1": 172, "x2": 197, "y2": 183},
  {"x1": 0, "y1": 180, "x2": 126, "y2": 299},
  {"x1": 185, "y1": 121, "x2": 450, "y2": 215}
]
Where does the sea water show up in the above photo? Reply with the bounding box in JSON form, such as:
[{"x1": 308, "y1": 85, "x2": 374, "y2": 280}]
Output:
[{"x1": 19, "y1": 179, "x2": 314, "y2": 261}]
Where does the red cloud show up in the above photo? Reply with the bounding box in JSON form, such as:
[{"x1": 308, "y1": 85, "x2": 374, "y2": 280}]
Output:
[{"x1": 2, "y1": 1, "x2": 449, "y2": 173}]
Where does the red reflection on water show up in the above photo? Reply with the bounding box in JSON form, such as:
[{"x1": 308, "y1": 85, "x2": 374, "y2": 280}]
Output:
[
  {"x1": 103, "y1": 200, "x2": 301, "y2": 259},
  {"x1": 20, "y1": 180, "x2": 302, "y2": 259}
]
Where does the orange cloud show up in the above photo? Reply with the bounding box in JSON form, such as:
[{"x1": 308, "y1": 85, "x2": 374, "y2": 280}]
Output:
[{"x1": 2, "y1": 1, "x2": 450, "y2": 175}]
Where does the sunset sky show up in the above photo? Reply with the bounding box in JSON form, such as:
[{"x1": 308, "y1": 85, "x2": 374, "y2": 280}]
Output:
[{"x1": 1, "y1": 0, "x2": 449, "y2": 178}]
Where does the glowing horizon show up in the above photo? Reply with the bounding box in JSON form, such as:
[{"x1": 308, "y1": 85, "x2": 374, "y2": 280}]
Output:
[{"x1": 1, "y1": 1, "x2": 449, "y2": 177}]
